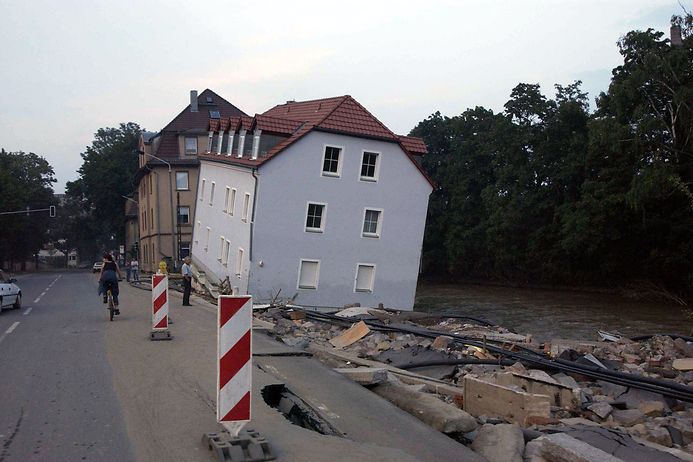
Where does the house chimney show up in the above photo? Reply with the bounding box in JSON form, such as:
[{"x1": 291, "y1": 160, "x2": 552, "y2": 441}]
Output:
[
  {"x1": 190, "y1": 90, "x2": 199, "y2": 112},
  {"x1": 671, "y1": 25, "x2": 683, "y2": 47}
]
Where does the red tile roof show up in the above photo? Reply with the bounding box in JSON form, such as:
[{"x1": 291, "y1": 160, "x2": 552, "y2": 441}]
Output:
[{"x1": 200, "y1": 95, "x2": 432, "y2": 186}]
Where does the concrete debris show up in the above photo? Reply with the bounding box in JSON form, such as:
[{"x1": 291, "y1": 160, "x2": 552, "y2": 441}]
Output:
[
  {"x1": 611, "y1": 409, "x2": 646, "y2": 426},
  {"x1": 524, "y1": 432, "x2": 624, "y2": 462},
  {"x1": 329, "y1": 321, "x2": 370, "y2": 348},
  {"x1": 587, "y1": 402, "x2": 613, "y2": 419},
  {"x1": 471, "y1": 423, "x2": 524, "y2": 462},
  {"x1": 372, "y1": 381, "x2": 477, "y2": 434},
  {"x1": 334, "y1": 367, "x2": 389, "y2": 386}
]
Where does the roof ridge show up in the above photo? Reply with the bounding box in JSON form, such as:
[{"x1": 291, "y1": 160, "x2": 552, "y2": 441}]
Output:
[
  {"x1": 315, "y1": 95, "x2": 350, "y2": 126},
  {"x1": 340, "y1": 96, "x2": 398, "y2": 139},
  {"x1": 159, "y1": 89, "x2": 247, "y2": 133}
]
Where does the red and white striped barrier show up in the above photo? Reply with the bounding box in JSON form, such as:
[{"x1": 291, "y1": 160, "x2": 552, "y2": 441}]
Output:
[
  {"x1": 152, "y1": 274, "x2": 169, "y2": 330},
  {"x1": 217, "y1": 295, "x2": 252, "y2": 436}
]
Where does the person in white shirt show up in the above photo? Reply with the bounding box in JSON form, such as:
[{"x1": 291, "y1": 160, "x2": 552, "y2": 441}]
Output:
[
  {"x1": 130, "y1": 258, "x2": 139, "y2": 282},
  {"x1": 181, "y1": 256, "x2": 192, "y2": 306}
]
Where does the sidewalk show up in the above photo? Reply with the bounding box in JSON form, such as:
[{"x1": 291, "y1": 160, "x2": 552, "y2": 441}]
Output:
[{"x1": 106, "y1": 282, "x2": 484, "y2": 461}]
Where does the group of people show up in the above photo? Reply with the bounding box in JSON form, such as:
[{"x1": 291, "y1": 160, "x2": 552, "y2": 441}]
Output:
[{"x1": 97, "y1": 254, "x2": 193, "y2": 311}]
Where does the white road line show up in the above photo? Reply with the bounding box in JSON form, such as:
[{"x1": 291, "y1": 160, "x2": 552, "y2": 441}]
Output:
[
  {"x1": 33, "y1": 297, "x2": 41, "y2": 303},
  {"x1": 6, "y1": 322, "x2": 19, "y2": 334},
  {"x1": 23, "y1": 307, "x2": 32, "y2": 316}
]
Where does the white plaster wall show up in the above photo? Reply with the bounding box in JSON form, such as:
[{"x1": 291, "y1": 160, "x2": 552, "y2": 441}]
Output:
[
  {"x1": 191, "y1": 160, "x2": 255, "y2": 293},
  {"x1": 250, "y1": 131, "x2": 431, "y2": 310}
]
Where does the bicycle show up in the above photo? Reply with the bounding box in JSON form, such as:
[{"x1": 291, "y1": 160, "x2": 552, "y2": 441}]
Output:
[{"x1": 107, "y1": 289, "x2": 115, "y2": 321}]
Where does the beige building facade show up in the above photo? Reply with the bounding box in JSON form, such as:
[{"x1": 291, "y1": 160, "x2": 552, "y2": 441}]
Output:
[{"x1": 135, "y1": 89, "x2": 247, "y2": 273}]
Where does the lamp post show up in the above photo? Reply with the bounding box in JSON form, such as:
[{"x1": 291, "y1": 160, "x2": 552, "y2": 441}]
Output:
[{"x1": 138, "y1": 151, "x2": 177, "y2": 268}]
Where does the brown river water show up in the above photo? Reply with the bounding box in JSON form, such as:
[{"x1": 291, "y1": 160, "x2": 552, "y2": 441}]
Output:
[{"x1": 414, "y1": 282, "x2": 692, "y2": 343}]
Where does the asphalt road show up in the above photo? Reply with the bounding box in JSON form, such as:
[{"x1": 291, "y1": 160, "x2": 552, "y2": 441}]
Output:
[
  {"x1": 0, "y1": 271, "x2": 133, "y2": 462},
  {"x1": 0, "y1": 271, "x2": 483, "y2": 462}
]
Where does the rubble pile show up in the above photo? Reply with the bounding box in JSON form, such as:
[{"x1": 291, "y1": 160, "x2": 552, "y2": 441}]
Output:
[{"x1": 256, "y1": 306, "x2": 693, "y2": 461}]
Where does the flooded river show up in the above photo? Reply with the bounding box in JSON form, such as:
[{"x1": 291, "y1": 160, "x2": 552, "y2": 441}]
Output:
[{"x1": 414, "y1": 282, "x2": 692, "y2": 342}]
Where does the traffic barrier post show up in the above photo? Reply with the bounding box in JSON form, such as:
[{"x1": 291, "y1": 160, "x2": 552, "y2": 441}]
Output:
[{"x1": 150, "y1": 273, "x2": 172, "y2": 341}]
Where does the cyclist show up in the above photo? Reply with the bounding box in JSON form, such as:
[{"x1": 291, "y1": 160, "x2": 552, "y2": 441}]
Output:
[{"x1": 98, "y1": 253, "x2": 123, "y2": 315}]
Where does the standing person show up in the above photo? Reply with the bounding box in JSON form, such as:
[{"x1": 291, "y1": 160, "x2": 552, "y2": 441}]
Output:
[
  {"x1": 181, "y1": 256, "x2": 192, "y2": 306},
  {"x1": 130, "y1": 258, "x2": 139, "y2": 282}
]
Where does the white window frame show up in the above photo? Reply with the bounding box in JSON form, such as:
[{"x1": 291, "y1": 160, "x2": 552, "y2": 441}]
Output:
[
  {"x1": 205, "y1": 227, "x2": 211, "y2": 252},
  {"x1": 195, "y1": 221, "x2": 201, "y2": 243},
  {"x1": 218, "y1": 236, "x2": 225, "y2": 261},
  {"x1": 304, "y1": 202, "x2": 327, "y2": 233},
  {"x1": 361, "y1": 208, "x2": 383, "y2": 238},
  {"x1": 354, "y1": 263, "x2": 376, "y2": 293},
  {"x1": 321, "y1": 144, "x2": 344, "y2": 178},
  {"x1": 184, "y1": 137, "x2": 198, "y2": 155},
  {"x1": 209, "y1": 182, "x2": 216, "y2": 206},
  {"x1": 229, "y1": 188, "x2": 237, "y2": 216},
  {"x1": 235, "y1": 247, "x2": 244, "y2": 277},
  {"x1": 176, "y1": 171, "x2": 189, "y2": 190},
  {"x1": 359, "y1": 150, "x2": 380, "y2": 182},
  {"x1": 297, "y1": 259, "x2": 320, "y2": 290},
  {"x1": 222, "y1": 239, "x2": 230, "y2": 266},
  {"x1": 242, "y1": 193, "x2": 251, "y2": 222},
  {"x1": 200, "y1": 179, "x2": 206, "y2": 202},
  {"x1": 223, "y1": 187, "x2": 230, "y2": 213}
]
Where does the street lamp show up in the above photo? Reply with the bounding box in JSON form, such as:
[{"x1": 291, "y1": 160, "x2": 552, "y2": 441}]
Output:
[{"x1": 138, "y1": 150, "x2": 177, "y2": 268}]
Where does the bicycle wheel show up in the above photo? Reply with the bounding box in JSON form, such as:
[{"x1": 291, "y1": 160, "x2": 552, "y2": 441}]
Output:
[{"x1": 108, "y1": 291, "x2": 114, "y2": 321}]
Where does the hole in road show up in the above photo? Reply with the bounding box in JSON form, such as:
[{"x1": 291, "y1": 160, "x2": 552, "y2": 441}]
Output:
[{"x1": 261, "y1": 384, "x2": 343, "y2": 437}]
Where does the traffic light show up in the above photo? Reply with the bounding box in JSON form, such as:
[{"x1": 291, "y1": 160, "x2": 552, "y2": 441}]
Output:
[{"x1": 49, "y1": 205, "x2": 56, "y2": 217}]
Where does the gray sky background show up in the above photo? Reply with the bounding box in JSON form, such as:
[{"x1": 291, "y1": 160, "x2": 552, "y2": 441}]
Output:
[{"x1": 0, "y1": 0, "x2": 685, "y2": 193}]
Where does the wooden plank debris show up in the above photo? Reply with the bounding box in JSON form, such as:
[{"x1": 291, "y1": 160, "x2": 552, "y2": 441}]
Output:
[{"x1": 329, "y1": 321, "x2": 370, "y2": 348}]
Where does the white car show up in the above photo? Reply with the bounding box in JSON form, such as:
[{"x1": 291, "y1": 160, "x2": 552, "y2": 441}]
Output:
[{"x1": 0, "y1": 270, "x2": 21, "y2": 311}]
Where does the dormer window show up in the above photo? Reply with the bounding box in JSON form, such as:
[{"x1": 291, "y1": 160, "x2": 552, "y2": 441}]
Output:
[
  {"x1": 209, "y1": 110, "x2": 220, "y2": 119},
  {"x1": 206, "y1": 96, "x2": 213, "y2": 103},
  {"x1": 185, "y1": 137, "x2": 197, "y2": 155},
  {"x1": 322, "y1": 145, "x2": 342, "y2": 177}
]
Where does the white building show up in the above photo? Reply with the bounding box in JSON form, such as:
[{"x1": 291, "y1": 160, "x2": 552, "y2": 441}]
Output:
[{"x1": 191, "y1": 95, "x2": 432, "y2": 310}]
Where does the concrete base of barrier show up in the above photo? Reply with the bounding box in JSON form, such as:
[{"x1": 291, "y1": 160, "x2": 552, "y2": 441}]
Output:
[
  {"x1": 150, "y1": 330, "x2": 172, "y2": 341},
  {"x1": 202, "y1": 429, "x2": 275, "y2": 462}
]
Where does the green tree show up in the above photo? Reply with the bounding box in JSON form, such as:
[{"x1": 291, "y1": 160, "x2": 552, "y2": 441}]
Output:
[
  {"x1": 0, "y1": 149, "x2": 56, "y2": 269},
  {"x1": 66, "y1": 123, "x2": 141, "y2": 251}
]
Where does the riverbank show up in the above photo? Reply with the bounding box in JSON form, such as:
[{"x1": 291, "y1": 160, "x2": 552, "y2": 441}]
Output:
[{"x1": 414, "y1": 282, "x2": 692, "y2": 342}]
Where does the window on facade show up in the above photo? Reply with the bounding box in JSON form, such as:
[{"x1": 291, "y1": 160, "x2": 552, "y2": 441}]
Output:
[
  {"x1": 179, "y1": 242, "x2": 190, "y2": 259},
  {"x1": 305, "y1": 203, "x2": 326, "y2": 232},
  {"x1": 209, "y1": 110, "x2": 220, "y2": 119},
  {"x1": 177, "y1": 206, "x2": 190, "y2": 224},
  {"x1": 223, "y1": 187, "x2": 230, "y2": 213},
  {"x1": 355, "y1": 264, "x2": 376, "y2": 293},
  {"x1": 218, "y1": 236, "x2": 225, "y2": 261},
  {"x1": 150, "y1": 208, "x2": 154, "y2": 229},
  {"x1": 210, "y1": 182, "x2": 216, "y2": 206},
  {"x1": 229, "y1": 188, "x2": 237, "y2": 215},
  {"x1": 362, "y1": 209, "x2": 382, "y2": 237},
  {"x1": 185, "y1": 137, "x2": 198, "y2": 155},
  {"x1": 207, "y1": 132, "x2": 214, "y2": 152},
  {"x1": 222, "y1": 240, "x2": 230, "y2": 266},
  {"x1": 360, "y1": 151, "x2": 379, "y2": 180},
  {"x1": 205, "y1": 227, "x2": 210, "y2": 251},
  {"x1": 242, "y1": 193, "x2": 250, "y2": 222},
  {"x1": 298, "y1": 260, "x2": 319, "y2": 289},
  {"x1": 200, "y1": 179, "x2": 205, "y2": 202},
  {"x1": 149, "y1": 175, "x2": 153, "y2": 194},
  {"x1": 176, "y1": 172, "x2": 189, "y2": 190},
  {"x1": 322, "y1": 146, "x2": 342, "y2": 177},
  {"x1": 195, "y1": 221, "x2": 201, "y2": 243},
  {"x1": 236, "y1": 248, "x2": 244, "y2": 276}
]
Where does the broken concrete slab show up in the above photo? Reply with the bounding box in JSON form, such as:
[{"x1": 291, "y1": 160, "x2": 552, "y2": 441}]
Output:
[
  {"x1": 463, "y1": 376, "x2": 551, "y2": 426},
  {"x1": 638, "y1": 400, "x2": 666, "y2": 417},
  {"x1": 524, "y1": 432, "x2": 624, "y2": 462},
  {"x1": 611, "y1": 409, "x2": 646, "y2": 426},
  {"x1": 620, "y1": 388, "x2": 670, "y2": 411},
  {"x1": 494, "y1": 372, "x2": 575, "y2": 409},
  {"x1": 329, "y1": 321, "x2": 370, "y2": 348},
  {"x1": 470, "y1": 423, "x2": 524, "y2": 462},
  {"x1": 372, "y1": 381, "x2": 477, "y2": 434},
  {"x1": 597, "y1": 380, "x2": 628, "y2": 399},
  {"x1": 334, "y1": 367, "x2": 389, "y2": 386},
  {"x1": 587, "y1": 402, "x2": 613, "y2": 419}
]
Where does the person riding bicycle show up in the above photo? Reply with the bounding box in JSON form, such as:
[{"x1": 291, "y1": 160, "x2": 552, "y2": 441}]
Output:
[{"x1": 98, "y1": 253, "x2": 122, "y2": 314}]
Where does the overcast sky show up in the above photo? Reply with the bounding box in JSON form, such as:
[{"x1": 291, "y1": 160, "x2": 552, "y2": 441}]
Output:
[{"x1": 0, "y1": 0, "x2": 684, "y2": 193}]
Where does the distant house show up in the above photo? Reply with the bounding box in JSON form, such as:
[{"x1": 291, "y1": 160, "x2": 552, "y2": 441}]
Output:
[
  {"x1": 192, "y1": 95, "x2": 432, "y2": 310},
  {"x1": 136, "y1": 89, "x2": 247, "y2": 272}
]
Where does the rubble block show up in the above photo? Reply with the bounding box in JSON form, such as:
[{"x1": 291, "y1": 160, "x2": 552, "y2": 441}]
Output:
[
  {"x1": 524, "y1": 432, "x2": 624, "y2": 462},
  {"x1": 463, "y1": 376, "x2": 551, "y2": 426},
  {"x1": 329, "y1": 321, "x2": 370, "y2": 348},
  {"x1": 545, "y1": 339, "x2": 601, "y2": 357},
  {"x1": 333, "y1": 367, "x2": 389, "y2": 386},
  {"x1": 494, "y1": 372, "x2": 575, "y2": 409},
  {"x1": 373, "y1": 381, "x2": 477, "y2": 434},
  {"x1": 471, "y1": 423, "x2": 524, "y2": 462}
]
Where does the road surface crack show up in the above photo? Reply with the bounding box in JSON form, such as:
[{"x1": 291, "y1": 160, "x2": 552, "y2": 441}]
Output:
[{"x1": 0, "y1": 407, "x2": 24, "y2": 462}]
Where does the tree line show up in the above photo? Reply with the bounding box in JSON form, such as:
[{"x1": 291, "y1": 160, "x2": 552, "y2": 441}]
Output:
[{"x1": 411, "y1": 17, "x2": 693, "y2": 300}]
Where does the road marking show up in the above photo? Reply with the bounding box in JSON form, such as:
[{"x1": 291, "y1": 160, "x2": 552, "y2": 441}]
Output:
[
  {"x1": 0, "y1": 322, "x2": 19, "y2": 345},
  {"x1": 33, "y1": 297, "x2": 41, "y2": 303},
  {"x1": 23, "y1": 307, "x2": 32, "y2": 316}
]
